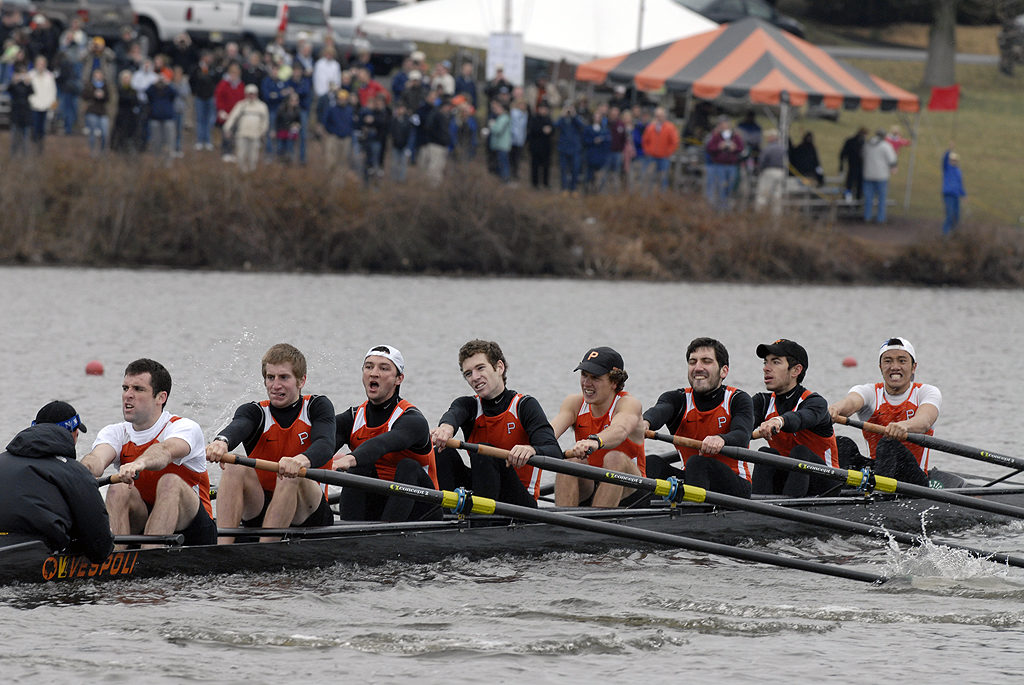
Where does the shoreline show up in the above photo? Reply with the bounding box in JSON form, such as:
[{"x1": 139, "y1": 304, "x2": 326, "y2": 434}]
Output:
[{"x1": 1, "y1": 152, "x2": 1020, "y2": 288}]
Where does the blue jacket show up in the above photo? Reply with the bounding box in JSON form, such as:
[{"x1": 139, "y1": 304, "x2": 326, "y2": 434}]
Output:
[
  {"x1": 261, "y1": 76, "x2": 287, "y2": 113},
  {"x1": 322, "y1": 102, "x2": 355, "y2": 138},
  {"x1": 556, "y1": 114, "x2": 585, "y2": 154},
  {"x1": 145, "y1": 82, "x2": 177, "y2": 120},
  {"x1": 942, "y1": 151, "x2": 965, "y2": 197},
  {"x1": 583, "y1": 122, "x2": 610, "y2": 167}
]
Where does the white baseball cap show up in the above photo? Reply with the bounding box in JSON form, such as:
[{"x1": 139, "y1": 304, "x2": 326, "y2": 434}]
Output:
[
  {"x1": 878, "y1": 337, "x2": 916, "y2": 362},
  {"x1": 364, "y1": 345, "x2": 405, "y2": 374}
]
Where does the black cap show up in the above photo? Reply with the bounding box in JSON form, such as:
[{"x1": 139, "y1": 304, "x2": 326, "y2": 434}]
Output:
[
  {"x1": 574, "y1": 346, "x2": 624, "y2": 376},
  {"x1": 756, "y1": 339, "x2": 808, "y2": 371},
  {"x1": 33, "y1": 401, "x2": 87, "y2": 433}
]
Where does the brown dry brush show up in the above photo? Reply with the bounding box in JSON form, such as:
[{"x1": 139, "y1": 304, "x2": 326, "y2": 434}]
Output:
[{"x1": 1, "y1": 152, "x2": 1021, "y2": 286}]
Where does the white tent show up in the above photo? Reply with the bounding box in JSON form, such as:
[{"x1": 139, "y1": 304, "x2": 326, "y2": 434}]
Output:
[{"x1": 360, "y1": 0, "x2": 718, "y2": 64}]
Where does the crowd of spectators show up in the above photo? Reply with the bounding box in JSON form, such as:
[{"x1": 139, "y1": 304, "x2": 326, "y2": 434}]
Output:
[{"x1": 0, "y1": 12, "x2": 861, "y2": 211}]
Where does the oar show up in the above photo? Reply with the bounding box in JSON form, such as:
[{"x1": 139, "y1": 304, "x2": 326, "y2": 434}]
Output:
[
  {"x1": 645, "y1": 430, "x2": 1024, "y2": 521},
  {"x1": 97, "y1": 474, "x2": 220, "y2": 500},
  {"x1": 835, "y1": 415, "x2": 1024, "y2": 471},
  {"x1": 113, "y1": 534, "x2": 185, "y2": 546},
  {"x1": 450, "y1": 439, "x2": 1024, "y2": 569},
  {"x1": 222, "y1": 454, "x2": 887, "y2": 584}
]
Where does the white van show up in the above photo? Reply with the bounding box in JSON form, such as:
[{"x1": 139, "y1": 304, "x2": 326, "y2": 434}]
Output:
[
  {"x1": 324, "y1": 0, "x2": 415, "y2": 72},
  {"x1": 134, "y1": 0, "x2": 331, "y2": 52}
]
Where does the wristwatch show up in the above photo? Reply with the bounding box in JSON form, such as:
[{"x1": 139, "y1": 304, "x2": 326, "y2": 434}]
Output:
[{"x1": 587, "y1": 434, "x2": 604, "y2": 449}]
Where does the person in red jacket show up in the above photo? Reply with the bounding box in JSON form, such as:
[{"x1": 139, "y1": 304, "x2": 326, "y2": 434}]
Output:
[
  {"x1": 214, "y1": 62, "x2": 245, "y2": 161},
  {"x1": 640, "y1": 106, "x2": 679, "y2": 191}
]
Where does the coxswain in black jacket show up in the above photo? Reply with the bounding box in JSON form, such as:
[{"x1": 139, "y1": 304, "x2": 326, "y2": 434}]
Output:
[{"x1": 0, "y1": 424, "x2": 114, "y2": 562}]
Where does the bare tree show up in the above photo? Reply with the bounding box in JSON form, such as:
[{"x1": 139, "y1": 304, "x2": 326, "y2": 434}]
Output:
[{"x1": 923, "y1": 0, "x2": 959, "y2": 86}]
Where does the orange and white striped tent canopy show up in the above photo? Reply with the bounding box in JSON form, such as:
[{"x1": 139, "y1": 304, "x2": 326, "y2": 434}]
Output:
[{"x1": 577, "y1": 18, "x2": 919, "y2": 112}]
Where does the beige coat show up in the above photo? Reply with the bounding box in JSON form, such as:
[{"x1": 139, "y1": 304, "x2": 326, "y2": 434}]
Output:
[{"x1": 224, "y1": 97, "x2": 269, "y2": 139}]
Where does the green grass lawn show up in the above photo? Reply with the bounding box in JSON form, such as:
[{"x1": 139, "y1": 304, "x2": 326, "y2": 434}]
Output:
[{"x1": 784, "y1": 60, "x2": 1024, "y2": 228}]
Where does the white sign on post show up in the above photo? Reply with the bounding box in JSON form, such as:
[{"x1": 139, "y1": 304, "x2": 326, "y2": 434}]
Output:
[{"x1": 486, "y1": 32, "x2": 525, "y2": 86}]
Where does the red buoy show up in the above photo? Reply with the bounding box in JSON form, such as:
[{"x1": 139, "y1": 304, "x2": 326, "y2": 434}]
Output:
[
  {"x1": 85, "y1": 360, "x2": 105, "y2": 376},
  {"x1": 841, "y1": 357, "x2": 858, "y2": 368}
]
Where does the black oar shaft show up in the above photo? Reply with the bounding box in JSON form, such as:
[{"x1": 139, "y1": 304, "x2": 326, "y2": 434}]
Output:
[
  {"x1": 455, "y1": 440, "x2": 1024, "y2": 569},
  {"x1": 647, "y1": 430, "x2": 1024, "y2": 521},
  {"x1": 226, "y1": 454, "x2": 886, "y2": 584},
  {"x1": 838, "y1": 416, "x2": 1024, "y2": 470},
  {"x1": 113, "y1": 534, "x2": 185, "y2": 546}
]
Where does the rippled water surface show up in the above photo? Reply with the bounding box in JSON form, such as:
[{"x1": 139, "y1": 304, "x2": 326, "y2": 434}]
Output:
[{"x1": 2, "y1": 267, "x2": 1024, "y2": 682}]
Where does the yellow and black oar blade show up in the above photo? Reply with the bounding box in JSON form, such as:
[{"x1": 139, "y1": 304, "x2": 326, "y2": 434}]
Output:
[
  {"x1": 452, "y1": 439, "x2": 1024, "y2": 569},
  {"x1": 225, "y1": 454, "x2": 887, "y2": 584}
]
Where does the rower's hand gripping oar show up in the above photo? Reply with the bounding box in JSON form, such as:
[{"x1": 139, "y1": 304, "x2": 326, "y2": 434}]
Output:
[
  {"x1": 222, "y1": 454, "x2": 887, "y2": 584},
  {"x1": 835, "y1": 415, "x2": 1024, "y2": 472},
  {"x1": 451, "y1": 439, "x2": 1024, "y2": 570},
  {"x1": 645, "y1": 429, "x2": 1024, "y2": 521}
]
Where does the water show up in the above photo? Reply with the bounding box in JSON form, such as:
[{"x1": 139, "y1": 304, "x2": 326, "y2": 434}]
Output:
[{"x1": 2, "y1": 267, "x2": 1024, "y2": 682}]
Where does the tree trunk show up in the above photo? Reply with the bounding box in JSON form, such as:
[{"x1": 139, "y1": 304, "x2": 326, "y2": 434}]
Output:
[{"x1": 923, "y1": 0, "x2": 958, "y2": 87}]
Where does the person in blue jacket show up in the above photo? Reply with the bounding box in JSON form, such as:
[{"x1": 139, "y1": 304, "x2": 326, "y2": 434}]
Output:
[
  {"x1": 556, "y1": 104, "x2": 586, "y2": 194},
  {"x1": 941, "y1": 146, "x2": 966, "y2": 236},
  {"x1": 583, "y1": 111, "x2": 610, "y2": 193}
]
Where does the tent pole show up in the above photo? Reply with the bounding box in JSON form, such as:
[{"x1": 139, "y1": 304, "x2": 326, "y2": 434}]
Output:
[
  {"x1": 780, "y1": 99, "x2": 790, "y2": 205},
  {"x1": 902, "y1": 109, "x2": 922, "y2": 211},
  {"x1": 637, "y1": 0, "x2": 645, "y2": 51}
]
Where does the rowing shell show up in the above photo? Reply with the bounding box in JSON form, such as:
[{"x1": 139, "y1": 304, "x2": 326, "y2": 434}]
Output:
[{"x1": 4, "y1": 485, "x2": 1024, "y2": 585}]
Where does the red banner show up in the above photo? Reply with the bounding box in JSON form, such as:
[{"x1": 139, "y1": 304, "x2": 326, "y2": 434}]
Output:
[{"x1": 928, "y1": 84, "x2": 960, "y2": 111}]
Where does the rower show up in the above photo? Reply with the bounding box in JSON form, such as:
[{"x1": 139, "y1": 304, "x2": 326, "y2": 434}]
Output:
[
  {"x1": 430, "y1": 339, "x2": 562, "y2": 508},
  {"x1": 643, "y1": 337, "x2": 754, "y2": 498},
  {"x1": 334, "y1": 345, "x2": 441, "y2": 522},
  {"x1": 0, "y1": 401, "x2": 114, "y2": 562},
  {"x1": 751, "y1": 339, "x2": 839, "y2": 497},
  {"x1": 205, "y1": 344, "x2": 336, "y2": 543},
  {"x1": 82, "y1": 359, "x2": 216, "y2": 547},
  {"x1": 828, "y1": 337, "x2": 939, "y2": 487},
  {"x1": 550, "y1": 346, "x2": 646, "y2": 507}
]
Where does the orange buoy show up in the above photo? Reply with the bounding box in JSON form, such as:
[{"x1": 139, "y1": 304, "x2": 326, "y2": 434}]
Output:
[
  {"x1": 841, "y1": 357, "x2": 857, "y2": 368},
  {"x1": 85, "y1": 360, "x2": 105, "y2": 376}
]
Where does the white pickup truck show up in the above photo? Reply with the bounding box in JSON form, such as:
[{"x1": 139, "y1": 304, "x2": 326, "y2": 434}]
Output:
[{"x1": 132, "y1": 0, "x2": 332, "y2": 52}]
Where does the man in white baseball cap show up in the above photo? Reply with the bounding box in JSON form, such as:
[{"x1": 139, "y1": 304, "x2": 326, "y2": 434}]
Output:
[
  {"x1": 332, "y1": 345, "x2": 441, "y2": 522},
  {"x1": 828, "y1": 337, "x2": 941, "y2": 486}
]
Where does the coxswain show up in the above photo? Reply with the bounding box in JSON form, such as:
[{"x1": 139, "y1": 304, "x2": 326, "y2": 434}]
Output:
[
  {"x1": 430, "y1": 339, "x2": 562, "y2": 507},
  {"x1": 334, "y1": 345, "x2": 441, "y2": 522},
  {"x1": 549, "y1": 346, "x2": 645, "y2": 507},
  {"x1": 205, "y1": 344, "x2": 336, "y2": 543},
  {"x1": 82, "y1": 359, "x2": 216, "y2": 547},
  {"x1": 751, "y1": 339, "x2": 839, "y2": 497},
  {"x1": 827, "y1": 337, "x2": 939, "y2": 486},
  {"x1": 0, "y1": 402, "x2": 114, "y2": 562},
  {"x1": 643, "y1": 337, "x2": 754, "y2": 498}
]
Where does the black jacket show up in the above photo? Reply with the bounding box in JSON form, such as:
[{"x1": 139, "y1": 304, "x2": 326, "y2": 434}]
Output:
[{"x1": 0, "y1": 424, "x2": 113, "y2": 562}]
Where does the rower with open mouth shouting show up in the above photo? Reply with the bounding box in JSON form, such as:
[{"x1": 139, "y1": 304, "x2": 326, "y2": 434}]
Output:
[
  {"x1": 828, "y1": 337, "x2": 940, "y2": 487},
  {"x1": 333, "y1": 346, "x2": 441, "y2": 522}
]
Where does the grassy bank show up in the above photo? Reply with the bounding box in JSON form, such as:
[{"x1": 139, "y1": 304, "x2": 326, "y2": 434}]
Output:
[{"x1": 2, "y1": 152, "x2": 1021, "y2": 286}]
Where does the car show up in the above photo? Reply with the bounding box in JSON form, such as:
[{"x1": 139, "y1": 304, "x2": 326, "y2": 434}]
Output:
[
  {"x1": 133, "y1": 0, "x2": 331, "y2": 55},
  {"x1": 187, "y1": 0, "x2": 332, "y2": 50},
  {"x1": 324, "y1": 0, "x2": 415, "y2": 73},
  {"x1": 671, "y1": 0, "x2": 805, "y2": 38},
  {"x1": 31, "y1": 0, "x2": 138, "y2": 44}
]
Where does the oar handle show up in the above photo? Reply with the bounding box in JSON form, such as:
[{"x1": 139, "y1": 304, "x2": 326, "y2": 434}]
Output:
[
  {"x1": 222, "y1": 453, "x2": 309, "y2": 477},
  {"x1": 645, "y1": 429, "x2": 702, "y2": 451},
  {"x1": 96, "y1": 473, "x2": 128, "y2": 486}
]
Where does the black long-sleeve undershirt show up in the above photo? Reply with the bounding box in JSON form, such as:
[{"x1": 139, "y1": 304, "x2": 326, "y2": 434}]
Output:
[
  {"x1": 643, "y1": 386, "x2": 753, "y2": 448},
  {"x1": 214, "y1": 395, "x2": 336, "y2": 469},
  {"x1": 751, "y1": 385, "x2": 834, "y2": 438},
  {"x1": 438, "y1": 388, "x2": 562, "y2": 458},
  {"x1": 335, "y1": 393, "x2": 432, "y2": 469}
]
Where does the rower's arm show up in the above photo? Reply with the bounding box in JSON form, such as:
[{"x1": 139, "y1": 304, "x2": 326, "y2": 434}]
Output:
[
  {"x1": 518, "y1": 396, "x2": 562, "y2": 458},
  {"x1": 722, "y1": 391, "x2": 753, "y2": 448},
  {"x1": 549, "y1": 394, "x2": 583, "y2": 439},
  {"x1": 300, "y1": 396, "x2": 337, "y2": 469},
  {"x1": 602, "y1": 394, "x2": 642, "y2": 449},
  {"x1": 81, "y1": 443, "x2": 117, "y2": 478},
  {"x1": 886, "y1": 402, "x2": 939, "y2": 440},
  {"x1": 641, "y1": 389, "x2": 685, "y2": 433},
  {"x1": 828, "y1": 392, "x2": 865, "y2": 421},
  {"x1": 119, "y1": 437, "x2": 190, "y2": 481}
]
